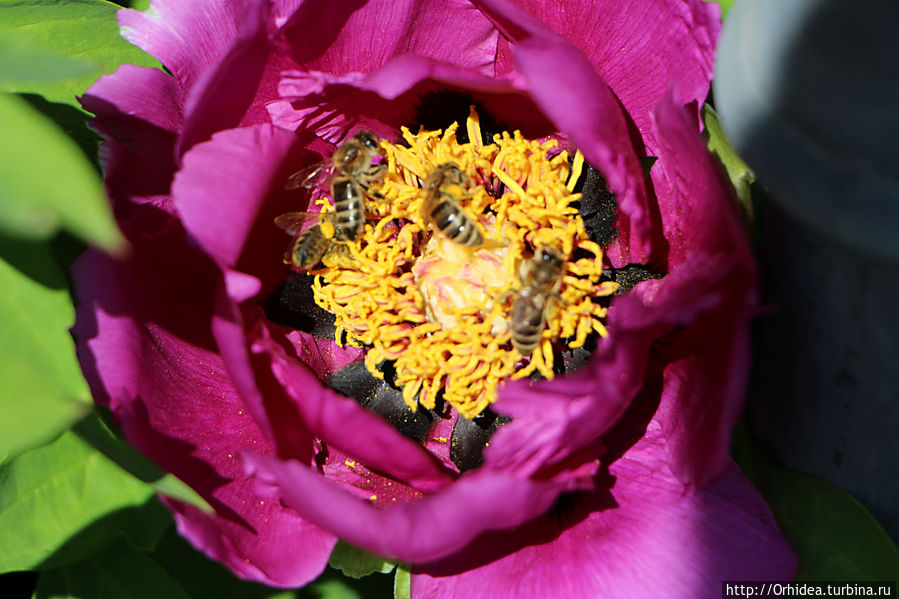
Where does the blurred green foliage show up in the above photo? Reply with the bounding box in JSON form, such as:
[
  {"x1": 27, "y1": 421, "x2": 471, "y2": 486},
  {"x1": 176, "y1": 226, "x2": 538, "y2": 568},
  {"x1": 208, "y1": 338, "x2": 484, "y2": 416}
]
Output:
[{"x1": 733, "y1": 424, "x2": 899, "y2": 580}]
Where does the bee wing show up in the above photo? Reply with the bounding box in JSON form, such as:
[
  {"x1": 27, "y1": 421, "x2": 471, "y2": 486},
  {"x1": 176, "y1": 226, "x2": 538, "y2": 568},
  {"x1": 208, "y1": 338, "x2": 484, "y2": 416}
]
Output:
[
  {"x1": 286, "y1": 160, "x2": 334, "y2": 190},
  {"x1": 274, "y1": 211, "x2": 319, "y2": 235}
]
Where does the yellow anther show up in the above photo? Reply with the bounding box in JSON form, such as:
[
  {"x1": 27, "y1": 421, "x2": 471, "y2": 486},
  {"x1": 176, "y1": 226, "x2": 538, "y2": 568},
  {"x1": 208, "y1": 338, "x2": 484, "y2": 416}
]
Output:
[
  {"x1": 567, "y1": 150, "x2": 585, "y2": 192},
  {"x1": 305, "y1": 110, "x2": 616, "y2": 418},
  {"x1": 467, "y1": 105, "x2": 484, "y2": 148}
]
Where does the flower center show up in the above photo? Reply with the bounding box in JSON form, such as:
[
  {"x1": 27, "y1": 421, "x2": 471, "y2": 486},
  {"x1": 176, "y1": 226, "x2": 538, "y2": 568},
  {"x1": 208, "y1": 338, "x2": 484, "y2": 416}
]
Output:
[{"x1": 308, "y1": 109, "x2": 617, "y2": 418}]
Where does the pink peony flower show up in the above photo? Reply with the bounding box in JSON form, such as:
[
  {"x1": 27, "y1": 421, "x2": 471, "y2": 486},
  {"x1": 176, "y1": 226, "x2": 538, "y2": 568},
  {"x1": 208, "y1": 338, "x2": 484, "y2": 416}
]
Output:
[{"x1": 73, "y1": 0, "x2": 796, "y2": 596}]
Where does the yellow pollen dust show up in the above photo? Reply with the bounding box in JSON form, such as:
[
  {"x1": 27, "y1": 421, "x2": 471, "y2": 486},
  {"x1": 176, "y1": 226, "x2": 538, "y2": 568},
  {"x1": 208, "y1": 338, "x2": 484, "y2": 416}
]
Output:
[{"x1": 310, "y1": 108, "x2": 618, "y2": 418}]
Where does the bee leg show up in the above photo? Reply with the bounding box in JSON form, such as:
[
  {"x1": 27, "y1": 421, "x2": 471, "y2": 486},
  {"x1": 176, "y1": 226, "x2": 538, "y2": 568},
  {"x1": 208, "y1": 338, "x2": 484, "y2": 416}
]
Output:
[
  {"x1": 494, "y1": 286, "x2": 518, "y2": 306},
  {"x1": 546, "y1": 292, "x2": 566, "y2": 316}
]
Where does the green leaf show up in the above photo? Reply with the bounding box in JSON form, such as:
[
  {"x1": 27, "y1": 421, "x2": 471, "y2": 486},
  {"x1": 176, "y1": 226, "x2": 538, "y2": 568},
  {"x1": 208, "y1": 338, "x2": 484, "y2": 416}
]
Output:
[
  {"x1": 311, "y1": 580, "x2": 360, "y2": 599},
  {"x1": 152, "y1": 527, "x2": 397, "y2": 599},
  {"x1": 0, "y1": 236, "x2": 91, "y2": 463},
  {"x1": 150, "y1": 473, "x2": 215, "y2": 514},
  {"x1": 757, "y1": 467, "x2": 899, "y2": 580},
  {"x1": 150, "y1": 528, "x2": 298, "y2": 599},
  {"x1": 33, "y1": 539, "x2": 192, "y2": 599},
  {"x1": 118, "y1": 497, "x2": 173, "y2": 553},
  {"x1": 0, "y1": 92, "x2": 125, "y2": 250},
  {"x1": 328, "y1": 541, "x2": 395, "y2": 579},
  {"x1": 704, "y1": 0, "x2": 735, "y2": 19},
  {"x1": 734, "y1": 427, "x2": 899, "y2": 580},
  {"x1": 0, "y1": 29, "x2": 95, "y2": 84},
  {"x1": 0, "y1": 430, "x2": 156, "y2": 572},
  {"x1": 110, "y1": 0, "x2": 150, "y2": 10},
  {"x1": 393, "y1": 564, "x2": 410, "y2": 599},
  {"x1": 701, "y1": 103, "x2": 756, "y2": 223},
  {"x1": 0, "y1": 0, "x2": 160, "y2": 110},
  {"x1": 74, "y1": 411, "x2": 214, "y2": 515}
]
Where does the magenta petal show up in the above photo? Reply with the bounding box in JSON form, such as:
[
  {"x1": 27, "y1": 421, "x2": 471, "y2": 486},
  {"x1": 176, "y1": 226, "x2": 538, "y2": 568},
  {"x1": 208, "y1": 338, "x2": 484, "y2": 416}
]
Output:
[
  {"x1": 72, "y1": 215, "x2": 335, "y2": 587},
  {"x1": 279, "y1": 0, "x2": 498, "y2": 75},
  {"x1": 486, "y1": 351, "x2": 639, "y2": 476},
  {"x1": 253, "y1": 329, "x2": 455, "y2": 492},
  {"x1": 472, "y1": 0, "x2": 660, "y2": 265},
  {"x1": 80, "y1": 64, "x2": 182, "y2": 208},
  {"x1": 508, "y1": 0, "x2": 720, "y2": 151},
  {"x1": 412, "y1": 435, "x2": 795, "y2": 598},
  {"x1": 490, "y1": 239, "x2": 750, "y2": 484},
  {"x1": 165, "y1": 489, "x2": 334, "y2": 587},
  {"x1": 270, "y1": 57, "x2": 528, "y2": 143},
  {"x1": 172, "y1": 124, "x2": 297, "y2": 268},
  {"x1": 648, "y1": 93, "x2": 756, "y2": 485},
  {"x1": 176, "y1": 0, "x2": 274, "y2": 155},
  {"x1": 651, "y1": 94, "x2": 751, "y2": 268},
  {"x1": 283, "y1": 329, "x2": 363, "y2": 380},
  {"x1": 118, "y1": 1, "x2": 248, "y2": 96},
  {"x1": 245, "y1": 453, "x2": 575, "y2": 563}
]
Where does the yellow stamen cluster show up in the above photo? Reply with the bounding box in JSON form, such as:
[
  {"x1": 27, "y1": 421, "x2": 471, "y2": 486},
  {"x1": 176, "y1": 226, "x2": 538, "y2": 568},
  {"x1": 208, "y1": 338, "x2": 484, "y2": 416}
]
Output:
[{"x1": 309, "y1": 109, "x2": 617, "y2": 418}]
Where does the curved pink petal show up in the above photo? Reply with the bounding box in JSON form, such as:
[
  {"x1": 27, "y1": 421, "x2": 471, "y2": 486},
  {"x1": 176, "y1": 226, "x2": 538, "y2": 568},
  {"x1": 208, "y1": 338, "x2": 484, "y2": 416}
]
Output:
[
  {"x1": 486, "y1": 342, "x2": 642, "y2": 477},
  {"x1": 210, "y1": 300, "x2": 315, "y2": 464},
  {"x1": 80, "y1": 64, "x2": 182, "y2": 209},
  {"x1": 176, "y1": 0, "x2": 278, "y2": 156},
  {"x1": 646, "y1": 92, "x2": 756, "y2": 485},
  {"x1": 284, "y1": 328, "x2": 364, "y2": 380},
  {"x1": 72, "y1": 210, "x2": 335, "y2": 587},
  {"x1": 171, "y1": 124, "x2": 297, "y2": 268},
  {"x1": 245, "y1": 451, "x2": 593, "y2": 563},
  {"x1": 252, "y1": 325, "x2": 457, "y2": 492},
  {"x1": 471, "y1": 0, "x2": 663, "y2": 265},
  {"x1": 504, "y1": 0, "x2": 720, "y2": 151},
  {"x1": 118, "y1": 1, "x2": 248, "y2": 99},
  {"x1": 171, "y1": 126, "x2": 439, "y2": 474},
  {"x1": 490, "y1": 94, "x2": 755, "y2": 486},
  {"x1": 269, "y1": 56, "x2": 551, "y2": 145},
  {"x1": 277, "y1": 0, "x2": 498, "y2": 76},
  {"x1": 651, "y1": 94, "x2": 751, "y2": 268},
  {"x1": 488, "y1": 248, "x2": 737, "y2": 479},
  {"x1": 412, "y1": 433, "x2": 795, "y2": 598}
]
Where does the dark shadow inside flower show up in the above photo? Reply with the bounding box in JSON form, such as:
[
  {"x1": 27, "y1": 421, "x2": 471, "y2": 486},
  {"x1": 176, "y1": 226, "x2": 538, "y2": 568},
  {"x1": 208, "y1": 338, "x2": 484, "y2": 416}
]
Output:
[
  {"x1": 327, "y1": 361, "x2": 442, "y2": 442},
  {"x1": 271, "y1": 75, "x2": 556, "y2": 148},
  {"x1": 449, "y1": 407, "x2": 511, "y2": 471},
  {"x1": 264, "y1": 271, "x2": 338, "y2": 339},
  {"x1": 410, "y1": 89, "x2": 511, "y2": 146}
]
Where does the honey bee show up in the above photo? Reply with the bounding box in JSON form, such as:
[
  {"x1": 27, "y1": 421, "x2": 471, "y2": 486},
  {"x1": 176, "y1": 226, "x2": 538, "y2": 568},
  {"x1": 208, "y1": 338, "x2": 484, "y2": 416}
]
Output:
[
  {"x1": 284, "y1": 130, "x2": 386, "y2": 242},
  {"x1": 273, "y1": 214, "x2": 332, "y2": 270},
  {"x1": 421, "y1": 162, "x2": 484, "y2": 247},
  {"x1": 509, "y1": 246, "x2": 566, "y2": 356}
]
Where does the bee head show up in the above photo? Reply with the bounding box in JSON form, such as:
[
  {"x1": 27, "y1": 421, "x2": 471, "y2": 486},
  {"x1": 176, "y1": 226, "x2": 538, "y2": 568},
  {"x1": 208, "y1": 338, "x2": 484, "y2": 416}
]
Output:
[
  {"x1": 537, "y1": 246, "x2": 565, "y2": 268},
  {"x1": 355, "y1": 130, "x2": 382, "y2": 153}
]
